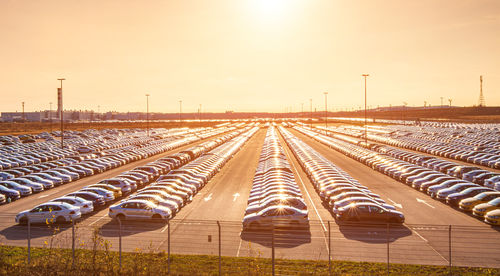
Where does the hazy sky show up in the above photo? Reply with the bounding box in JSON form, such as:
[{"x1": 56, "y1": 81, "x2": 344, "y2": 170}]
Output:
[{"x1": 1, "y1": 0, "x2": 499, "y2": 113}]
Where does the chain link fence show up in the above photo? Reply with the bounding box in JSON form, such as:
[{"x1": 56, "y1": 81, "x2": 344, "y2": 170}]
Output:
[{"x1": 0, "y1": 213, "x2": 498, "y2": 274}]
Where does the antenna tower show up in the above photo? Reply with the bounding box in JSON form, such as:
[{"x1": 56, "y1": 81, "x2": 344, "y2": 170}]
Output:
[{"x1": 478, "y1": 75, "x2": 485, "y2": 107}]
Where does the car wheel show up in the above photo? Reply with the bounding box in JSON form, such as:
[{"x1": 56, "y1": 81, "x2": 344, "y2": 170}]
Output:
[
  {"x1": 152, "y1": 214, "x2": 162, "y2": 221},
  {"x1": 388, "y1": 218, "x2": 399, "y2": 224},
  {"x1": 292, "y1": 221, "x2": 302, "y2": 230},
  {"x1": 19, "y1": 216, "x2": 28, "y2": 225},
  {"x1": 249, "y1": 222, "x2": 260, "y2": 230},
  {"x1": 116, "y1": 214, "x2": 125, "y2": 221},
  {"x1": 56, "y1": 216, "x2": 66, "y2": 224},
  {"x1": 348, "y1": 216, "x2": 359, "y2": 222}
]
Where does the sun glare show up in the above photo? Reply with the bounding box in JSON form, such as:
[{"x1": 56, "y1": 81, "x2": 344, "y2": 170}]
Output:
[{"x1": 248, "y1": 0, "x2": 296, "y2": 25}]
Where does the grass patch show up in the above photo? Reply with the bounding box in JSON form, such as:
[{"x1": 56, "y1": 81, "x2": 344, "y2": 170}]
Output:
[{"x1": 0, "y1": 245, "x2": 498, "y2": 275}]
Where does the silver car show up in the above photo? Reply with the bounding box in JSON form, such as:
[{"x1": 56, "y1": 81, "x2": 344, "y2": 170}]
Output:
[
  {"x1": 108, "y1": 199, "x2": 172, "y2": 221},
  {"x1": 242, "y1": 205, "x2": 308, "y2": 230},
  {"x1": 16, "y1": 202, "x2": 81, "y2": 224}
]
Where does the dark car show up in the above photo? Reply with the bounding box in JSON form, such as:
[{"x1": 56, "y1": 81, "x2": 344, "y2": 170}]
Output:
[
  {"x1": 446, "y1": 187, "x2": 494, "y2": 207},
  {"x1": 0, "y1": 185, "x2": 21, "y2": 202},
  {"x1": 66, "y1": 191, "x2": 106, "y2": 210},
  {"x1": 335, "y1": 202, "x2": 405, "y2": 224}
]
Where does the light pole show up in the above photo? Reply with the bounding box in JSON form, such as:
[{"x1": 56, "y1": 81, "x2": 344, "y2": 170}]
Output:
[
  {"x1": 57, "y1": 78, "x2": 65, "y2": 149},
  {"x1": 145, "y1": 94, "x2": 150, "y2": 136},
  {"x1": 403, "y1": 102, "x2": 408, "y2": 125},
  {"x1": 179, "y1": 100, "x2": 182, "y2": 126},
  {"x1": 448, "y1": 98, "x2": 452, "y2": 107},
  {"x1": 362, "y1": 74, "x2": 369, "y2": 145},
  {"x1": 309, "y1": 98, "x2": 312, "y2": 129},
  {"x1": 199, "y1": 104, "x2": 202, "y2": 123},
  {"x1": 324, "y1": 92, "x2": 328, "y2": 135},
  {"x1": 49, "y1": 102, "x2": 53, "y2": 133},
  {"x1": 22, "y1": 102, "x2": 25, "y2": 122}
]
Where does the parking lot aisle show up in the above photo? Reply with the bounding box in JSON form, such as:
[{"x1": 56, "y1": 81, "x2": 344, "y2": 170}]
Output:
[
  {"x1": 155, "y1": 129, "x2": 266, "y2": 256},
  {"x1": 289, "y1": 128, "x2": 487, "y2": 227}
]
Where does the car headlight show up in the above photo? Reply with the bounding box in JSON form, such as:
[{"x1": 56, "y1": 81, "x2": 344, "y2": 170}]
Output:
[
  {"x1": 399, "y1": 214, "x2": 404, "y2": 217},
  {"x1": 461, "y1": 202, "x2": 471, "y2": 206},
  {"x1": 476, "y1": 208, "x2": 486, "y2": 212},
  {"x1": 488, "y1": 215, "x2": 500, "y2": 219}
]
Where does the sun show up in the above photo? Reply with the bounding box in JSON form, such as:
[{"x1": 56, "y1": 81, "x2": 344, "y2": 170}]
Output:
[
  {"x1": 255, "y1": 0, "x2": 287, "y2": 16},
  {"x1": 248, "y1": 0, "x2": 297, "y2": 25}
]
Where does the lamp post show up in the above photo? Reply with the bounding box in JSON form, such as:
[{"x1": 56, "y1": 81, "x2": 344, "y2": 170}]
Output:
[
  {"x1": 179, "y1": 100, "x2": 182, "y2": 126},
  {"x1": 309, "y1": 98, "x2": 312, "y2": 129},
  {"x1": 57, "y1": 78, "x2": 65, "y2": 149},
  {"x1": 362, "y1": 74, "x2": 369, "y2": 145},
  {"x1": 403, "y1": 102, "x2": 408, "y2": 125},
  {"x1": 199, "y1": 104, "x2": 202, "y2": 123},
  {"x1": 324, "y1": 92, "x2": 328, "y2": 135},
  {"x1": 145, "y1": 94, "x2": 150, "y2": 137},
  {"x1": 22, "y1": 102, "x2": 25, "y2": 122},
  {"x1": 49, "y1": 102, "x2": 53, "y2": 133}
]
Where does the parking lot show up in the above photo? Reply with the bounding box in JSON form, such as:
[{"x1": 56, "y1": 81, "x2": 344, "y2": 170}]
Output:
[{"x1": 0, "y1": 123, "x2": 499, "y2": 268}]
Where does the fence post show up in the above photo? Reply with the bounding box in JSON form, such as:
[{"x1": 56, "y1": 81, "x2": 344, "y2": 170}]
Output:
[
  {"x1": 449, "y1": 225, "x2": 452, "y2": 276},
  {"x1": 217, "y1": 221, "x2": 221, "y2": 276},
  {"x1": 386, "y1": 223, "x2": 389, "y2": 276},
  {"x1": 328, "y1": 221, "x2": 331, "y2": 275},
  {"x1": 72, "y1": 218, "x2": 75, "y2": 268},
  {"x1": 118, "y1": 217, "x2": 122, "y2": 271},
  {"x1": 168, "y1": 220, "x2": 171, "y2": 274},
  {"x1": 272, "y1": 227, "x2": 275, "y2": 276},
  {"x1": 27, "y1": 217, "x2": 31, "y2": 264}
]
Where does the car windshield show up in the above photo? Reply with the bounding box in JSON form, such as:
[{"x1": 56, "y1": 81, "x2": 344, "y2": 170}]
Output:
[
  {"x1": 489, "y1": 198, "x2": 500, "y2": 205},
  {"x1": 475, "y1": 193, "x2": 491, "y2": 200}
]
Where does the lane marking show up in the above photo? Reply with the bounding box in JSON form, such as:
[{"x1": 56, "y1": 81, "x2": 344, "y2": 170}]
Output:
[
  {"x1": 88, "y1": 215, "x2": 105, "y2": 226},
  {"x1": 416, "y1": 198, "x2": 435, "y2": 209},
  {"x1": 38, "y1": 192, "x2": 54, "y2": 199},
  {"x1": 281, "y1": 136, "x2": 328, "y2": 236},
  {"x1": 278, "y1": 136, "x2": 331, "y2": 257},
  {"x1": 387, "y1": 198, "x2": 403, "y2": 209},
  {"x1": 405, "y1": 223, "x2": 448, "y2": 263},
  {"x1": 236, "y1": 235, "x2": 243, "y2": 257},
  {"x1": 232, "y1": 193, "x2": 240, "y2": 202},
  {"x1": 160, "y1": 223, "x2": 169, "y2": 233},
  {"x1": 204, "y1": 193, "x2": 213, "y2": 202}
]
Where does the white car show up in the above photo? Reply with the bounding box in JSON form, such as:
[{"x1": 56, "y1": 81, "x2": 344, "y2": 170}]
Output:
[
  {"x1": 50, "y1": 196, "x2": 94, "y2": 215},
  {"x1": 16, "y1": 202, "x2": 81, "y2": 224},
  {"x1": 242, "y1": 205, "x2": 308, "y2": 230},
  {"x1": 108, "y1": 199, "x2": 172, "y2": 221}
]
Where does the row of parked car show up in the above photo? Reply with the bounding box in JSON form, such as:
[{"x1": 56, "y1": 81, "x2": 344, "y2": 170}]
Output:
[
  {"x1": 280, "y1": 127, "x2": 404, "y2": 224},
  {"x1": 108, "y1": 126, "x2": 259, "y2": 221},
  {"x1": 373, "y1": 146, "x2": 500, "y2": 190},
  {"x1": 242, "y1": 127, "x2": 308, "y2": 230},
  {"x1": 4, "y1": 126, "x2": 229, "y2": 203},
  {"x1": 320, "y1": 123, "x2": 500, "y2": 169},
  {"x1": 313, "y1": 125, "x2": 500, "y2": 191},
  {"x1": 294, "y1": 125, "x2": 500, "y2": 226},
  {"x1": 13, "y1": 126, "x2": 245, "y2": 224}
]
